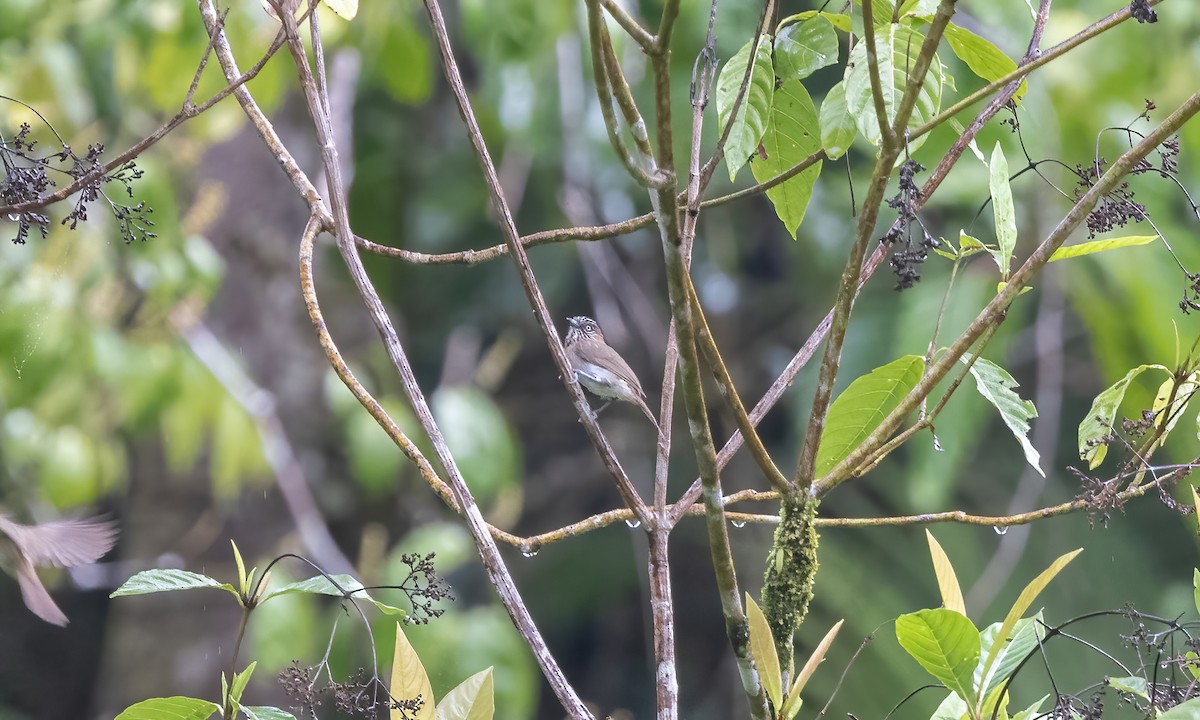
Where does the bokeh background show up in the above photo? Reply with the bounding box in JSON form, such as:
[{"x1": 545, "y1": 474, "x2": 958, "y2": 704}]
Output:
[{"x1": 1, "y1": 0, "x2": 1199, "y2": 718}]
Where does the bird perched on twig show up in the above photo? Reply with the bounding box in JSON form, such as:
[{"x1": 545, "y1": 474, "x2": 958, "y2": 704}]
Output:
[
  {"x1": 0, "y1": 513, "x2": 118, "y2": 626},
  {"x1": 565, "y1": 315, "x2": 659, "y2": 430}
]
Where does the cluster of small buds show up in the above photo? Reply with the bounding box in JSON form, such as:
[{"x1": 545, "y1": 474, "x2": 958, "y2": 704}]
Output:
[{"x1": 880, "y1": 159, "x2": 938, "y2": 290}]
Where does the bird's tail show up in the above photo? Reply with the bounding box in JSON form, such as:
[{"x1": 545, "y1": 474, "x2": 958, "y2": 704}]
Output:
[
  {"x1": 16, "y1": 557, "x2": 68, "y2": 626},
  {"x1": 636, "y1": 396, "x2": 660, "y2": 432}
]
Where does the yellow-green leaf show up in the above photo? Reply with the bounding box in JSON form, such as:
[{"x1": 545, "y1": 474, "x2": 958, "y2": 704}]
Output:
[
  {"x1": 1078, "y1": 364, "x2": 1170, "y2": 469},
  {"x1": 925, "y1": 531, "x2": 965, "y2": 614},
  {"x1": 716, "y1": 36, "x2": 775, "y2": 181},
  {"x1": 746, "y1": 595, "x2": 782, "y2": 709},
  {"x1": 1048, "y1": 235, "x2": 1158, "y2": 262},
  {"x1": 944, "y1": 23, "x2": 1025, "y2": 103},
  {"x1": 783, "y1": 618, "x2": 844, "y2": 719},
  {"x1": 325, "y1": 0, "x2": 358, "y2": 19},
  {"x1": 434, "y1": 667, "x2": 494, "y2": 720},
  {"x1": 391, "y1": 623, "x2": 435, "y2": 720},
  {"x1": 750, "y1": 79, "x2": 822, "y2": 238},
  {"x1": 988, "y1": 143, "x2": 1016, "y2": 279}
]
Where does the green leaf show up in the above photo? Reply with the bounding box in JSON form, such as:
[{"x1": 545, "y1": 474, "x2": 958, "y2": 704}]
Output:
[
  {"x1": 1012, "y1": 696, "x2": 1050, "y2": 720},
  {"x1": 391, "y1": 623, "x2": 435, "y2": 720},
  {"x1": 434, "y1": 667, "x2": 495, "y2": 720},
  {"x1": 957, "y1": 231, "x2": 987, "y2": 258},
  {"x1": 1185, "y1": 651, "x2": 1200, "y2": 681},
  {"x1": 230, "y1": 662, "x2": 256, "y2": 705},
  {"x1": 980, "y1": 550, "x2": 1082, "y2": 684},
  {"x1": 815, "y1": 355, "x2": 925, "y2": 477},
  {"x1": 1194, "y1": 568, "x2": 1200, "y2": 617},
  {"x1": 778, "y1": 11, "x2": 852, "y2": 33},
  {"x1": 231, "y1": 540, "x2": 249, "y2": 596},
  {"x1": 750, "y1": 79, "x2": 823, "y2": 238},
  {"x1": 1160, "y1": 698, "x2": 1200, "y2": 720},
  {"x1": 240, "y1": 707, "x2": 297, "y2": 720},
  {"x1": 1048, "y1": 235, "x2": 1158, "y2": 262},
  {"x1": 964, "y1": 355, "x2": 1043, "y2": 477},
  {"x1": 1152, "y1": 372, "x2": 1198, "y2": 439},
  {"x1": 974, "y1": 614, "x2": 1043, "y2": 698},
  {"x1": 843, "y1": 24, "x2": 944, "y2": 149},
  {"x1": 115, "y1": 697, "x2": 221, "y2": 720},
  {"x1": 1077, "y1": 364, "x2": 1169, "y2": 469},
  {"x1": 259, "y1": 574, "x2": 407, "y2": 617},
  {"x1": 944, "y1": 23, "x2": 1025, "y2": 103},
  {"x1": 111, "y1": 570, "x2": 237, "y2": 599},
  {"x1": 745, "y1": 595, "x2": 782, "y2": 708},
  {"x1": 819, "y1": 82, "x2": 856, "y2": 159},
  {"x1": 925, "y1": 531, "x2": 965, "y2": 614},
  {"x1": 716, "y1": 36, "x2": 775, "y2": 181},
  {"x1": 895, "y1": 609, "x2": 980, "y2": 704},
  {"x1": 930, "y1": 691, "x2": 968, "y2": 720},
  {"x1": 1108, "y1": 676, "x2": 1149, "y2": 699},
  {"x1": 988, "y1": 143, "x2": 1016, "y2": 279},
  {"x1": 775, "y1": 16, "x2": 839, "y2": 80}
]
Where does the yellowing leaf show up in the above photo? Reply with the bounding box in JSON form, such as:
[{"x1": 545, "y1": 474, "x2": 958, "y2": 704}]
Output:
[
  {"x1": 434, "y1": 668, "x2": 494, "y2": 720},
  {"x1": 1048, "y1": 235, "x2": 1158, "y2": 262},
  {"x1": 784, "y1": 618, "x2": 844, "y2": 719},
  {"x1": 391, "y1": 623, "x2": 434, "y2": 720},
  {"x1": 325, "y1": 0, "x2": 358, "y2": 19},
  {"x1": 745, "y1": 595, "x2": 782, "y2": 708},
  {"x1": 925, "y1": 531, "x2": 965, "y2": 614}
]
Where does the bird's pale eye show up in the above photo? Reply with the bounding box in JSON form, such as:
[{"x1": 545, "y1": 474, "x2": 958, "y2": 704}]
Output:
[{"x1": 586, "y1": 322, "x2": 597, "y2": 333}]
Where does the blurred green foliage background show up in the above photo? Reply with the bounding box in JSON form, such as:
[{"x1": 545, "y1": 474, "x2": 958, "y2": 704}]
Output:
[{"x1": 1, "y1": 0, "x2": 1199, "y2": 718}]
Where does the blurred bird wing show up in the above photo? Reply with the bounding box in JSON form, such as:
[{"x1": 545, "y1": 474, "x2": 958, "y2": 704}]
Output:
[
  {"x1": 14, "y1": 554, "x2": 68, "y2": 626},
  {"x1": 0, "y1": 515, "x2": 118, "y2": 568}
]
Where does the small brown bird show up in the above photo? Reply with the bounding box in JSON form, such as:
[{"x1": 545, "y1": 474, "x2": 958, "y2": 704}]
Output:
[
  {"x1": 0, "y1": 513, "x2": 118, "y2": 626},
  {"x1": 564, "y1": 316, "x2": 659, "y2": 429}
]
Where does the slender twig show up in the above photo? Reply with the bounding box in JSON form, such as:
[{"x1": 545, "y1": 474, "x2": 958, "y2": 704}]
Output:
[
  {"x1": 598, "y1": 0, "x2": 656, "y2": 53},
  {"x1": 860, "y1": 0, "x2": 894, "y2": 148},
  {"x1": 275, "y1": 4, "x2": 595, "y2": 715}
]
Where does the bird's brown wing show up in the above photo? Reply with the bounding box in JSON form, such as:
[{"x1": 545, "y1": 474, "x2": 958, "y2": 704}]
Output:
[
  {"x1": 14, "y1": 554, "x2": 68, "y2": 626},
  {"x1": 585, "y1": 342, "x2": 648, "y2": 399},
  {"x1": 0, "y1": 515, "x2": 118, "y2": 568}
]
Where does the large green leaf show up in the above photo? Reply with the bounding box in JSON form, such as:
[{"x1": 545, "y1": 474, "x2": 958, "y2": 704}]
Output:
[
  {"x1": 111, "y1": 570, "x2": 237, "y2": 599},
  {"x1": 745, "y1": 595, "x2": 782, "y2": 708},
  {"x1": 1157, "y1": 697, "x2": 1200, "y2": 719},
  {"x1": 964, "y1": 355, "x2": 1042, "y2": 477},
  {"x1": 775, "y1": 16, "x2": 839, "y2": 81},
  {"x1": 819, "y1": 82, "x2": 856, "y2": 159},
  {"x1": 988, "y1": 143, "x2": 1016, "y2": 279},
  {"x1": 944, "y1": 23, "x2": 1025, "y2": 102},
  {"x1": 843, "y1": 24, "x2": 944, "y2": 148},
  {"x1": 1077, "y1": 364, "x2": 1169, "y2": 469},
  {"x1": 392, "y1": 623, "x2": 435, "y2": 720},
  {"x1": 750, "y1": 79, "x2": 822, "y2": 238},
  {"x1": 1048, "y1": 235, "x2": 1158, "y2": 262},
  {"x1": 895, "y1": 609, "x2": 980, "y2": 704},
  {"x1": 814, "y1": 355, "x2": 925, "y2": 477},
  {"x1": 974, "y1": 614, "x2": 1044, "y2": 699},
  {"x1": 115, "y1": 697, "x2": 221, "y2": 720},
  {"x1": 434, "y1": 667, "x2": 495, "y2": 720},
  {"x1": 716, "y1": 36, "x2": 775, "y2": 181}
]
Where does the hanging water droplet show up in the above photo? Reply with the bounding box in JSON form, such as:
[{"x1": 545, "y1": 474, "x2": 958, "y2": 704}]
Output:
[
  {"x1": 994, "y1": 526, "x2": 1008, "y2": 535},
  {"x1": 520, "y1": 545, "x2": 540, "y2": 558},
  {"x1": 625, "y1": 519, "x2": 641, "y2": 528},
  {"x1": 732, "y1": 520, "x2": 746, "y2": 528},
  {"x1": 932, "y1": 434, "x2": 944, "y2": 452}
]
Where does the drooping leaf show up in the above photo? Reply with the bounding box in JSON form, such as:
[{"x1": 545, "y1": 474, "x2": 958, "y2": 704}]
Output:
[
  {"x1": 988, "y1": 143, "x2": 1016, "y2": 279},
  {"x1": 943, "y1": 23, "x2": 1025, "y2": 102},
  {"x1": 260, "y1": 574, "x2": 407, "y2": 617},
  {"x1": 925, "y1": 531, "x2": 965, "y2": 614},
  {"x1": 815, "y1": 355, "x2": 925, "y2": 477},
  {"x1": 819, "y1": 82, "x2": 856, "y2": 159},
  {"x1": 745, "y1": 595, "x2": 782, "y2": 708},
  {"x1": 111, "y1": 569, "x2": 237, "y2": 599},
  {"x1": 750, "y1": 79, "x2": 823, "y2": 238},
  {"x1": 843, "y1": 24, "x2": 944, "y2": 148},
  {"x1": 980, "y1": 550, "x2": 1082, "y2": 683},
  {"x1": 391, "y1": 623, "x2": 435, "y2": 720},
  {"x1": 114, "y1": 697, "x2": 221, "y2": 720},
  {"x1": 1048, "y1": 235, "x2": 1158, "y2": 262},
  {"x1": 1077, "y1": 364, "x2": 1169, "y2": 469},
  {"x1": 895, "y1": 609, "x2": 980, "y2": 704},
  {"x1": 1108, "y1": 676, "x2": 1149, "y2": 699},
  {"x1": 964, "y1": 355, "x2": 1043, "y2": 476},
  {"x1": 775, "y1": 16, "x2": 839, "y2": 80},
  {"x1": 434, "y1": 667, "x2": 495, "y2": 720},
  {"x1": 716, "y1": 36, "x2": 775, "y2": 181}
]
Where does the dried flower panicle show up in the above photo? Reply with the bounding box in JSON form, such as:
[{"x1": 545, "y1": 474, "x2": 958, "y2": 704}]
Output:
[{"x1": 881, "y1": 159, "x2": 938, "y2": 290}]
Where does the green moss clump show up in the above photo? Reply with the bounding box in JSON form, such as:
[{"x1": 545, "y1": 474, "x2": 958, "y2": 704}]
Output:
[{"x1": 761, "y1": 495, "x2": 820, "y2": 665}]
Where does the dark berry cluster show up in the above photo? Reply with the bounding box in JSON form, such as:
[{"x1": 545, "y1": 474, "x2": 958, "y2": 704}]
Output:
[
  {"x1": 880, "y1": 159, "x2": 938, "y2": 290},
  {"x1": 396, "y1": 552, "x2": 454, "y2": 624}
]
